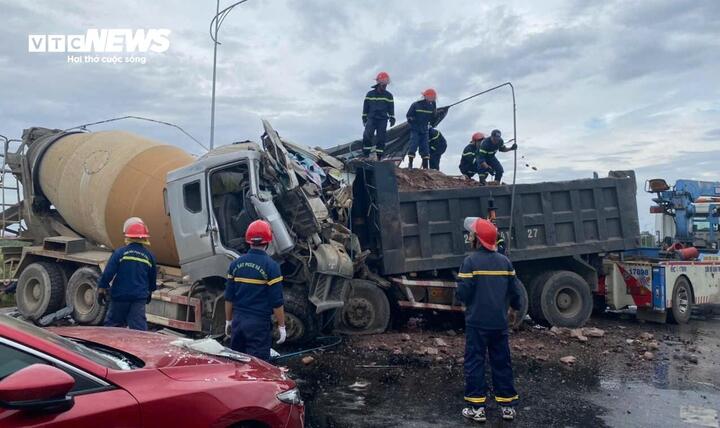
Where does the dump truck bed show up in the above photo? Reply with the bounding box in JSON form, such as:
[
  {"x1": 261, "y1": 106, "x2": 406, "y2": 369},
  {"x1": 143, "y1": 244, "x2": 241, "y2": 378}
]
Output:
[{"x1": 352, "y1": 163, "x2": 641, "y2": 275}]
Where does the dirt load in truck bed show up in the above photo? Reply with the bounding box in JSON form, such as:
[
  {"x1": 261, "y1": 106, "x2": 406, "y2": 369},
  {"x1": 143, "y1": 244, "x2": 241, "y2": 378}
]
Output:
[{"x1": 394, "y1": 167, "x2": 480, "y2": 191}]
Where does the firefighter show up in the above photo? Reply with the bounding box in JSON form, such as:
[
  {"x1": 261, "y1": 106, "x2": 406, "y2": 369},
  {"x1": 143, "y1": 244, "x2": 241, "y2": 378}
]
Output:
[
  {"x1": 478, "y1": 129, "x2": 517, "y2": 185},
  {"x1": 224, "y1": 220, "x2": 287, "y2": 361},
  {"x1": 456, "y1": 217, "x2": 522, "y2": 422},
  {"x1": 97, "y1": 220, "x2": 157, "y2": 331},
  {"x1": 406, "y1": 88, "x2": 438, "y2": 169},
  {"x1": 428, "y1": 127, "x2": 447, "y2": 170},
  {"x1": 459, "y1": 132, "x2": 485, "y2": 180},
  {"x1": 362, "y1": 72, "x2": 395, "y2": 161}
]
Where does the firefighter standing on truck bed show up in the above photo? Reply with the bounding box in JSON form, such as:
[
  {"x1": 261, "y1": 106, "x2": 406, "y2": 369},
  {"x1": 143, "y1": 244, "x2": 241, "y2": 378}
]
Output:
[
  {"x1": 406, "y1": 88, "x2": 438, "y2": 169},
  {"x1": 225, "y1": 220, "x2": 287, "y2": 361},
  {"x1": 478, "y1": 129, "x2": 517, "y2": 185},
  {"x1": 362, "y1": 72, "x2": 395, "y2": 161},
  {"x1": 459, "y1": 132, "x2": 485, "y2": 180},
  {"x1": 428, "y1": 127, "x2": 447, "y2": 170},
  {"x1": 456, "y1": 217, "x2": 521, "y2": 423},
  {"x1": 97, "y1": 219, "x2": 157, "y2": 331}
]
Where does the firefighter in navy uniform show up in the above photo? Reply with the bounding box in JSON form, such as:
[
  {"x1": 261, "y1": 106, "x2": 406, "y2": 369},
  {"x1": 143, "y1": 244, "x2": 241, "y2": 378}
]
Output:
[
  {"x1": 362, "y1": 71, "x2": 395, "y2": 161},
  {"x1": 428, "y1": 127, "x2": 447, "y2": 170},
  {"x1": 224, "y1": 220, "x2": 287, "y2": 361},
  {"x1": 406, "y1": 88, "x2": 437, "y2": 169},
  {"x1": 478, "y1": 129, "x2": 517, "y2": 185},
  {"x1": 97, "y1": 220, "x2": 157, "y2": 331},
  {"x1": 459, "y1": 132, "x2": 485, "y2": 180},
  {"x1": 456, "y1": 217, "x2": 522, "y2": 423}
]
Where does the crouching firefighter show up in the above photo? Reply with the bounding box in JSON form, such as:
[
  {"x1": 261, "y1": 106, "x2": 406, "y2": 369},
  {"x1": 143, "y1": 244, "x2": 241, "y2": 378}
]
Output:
[
  {"x1": 478, "y1": 129, "x2": 517, "y2": 185},
  {"x1": 225, "y1": 220, "x2": 287, "y2": 361},
  {"x1": 456, "y1": 217, "x2": 522, "y2": 423},
  {"x1": 97, "y1": 219, "x2": 157, "y2": 331}
]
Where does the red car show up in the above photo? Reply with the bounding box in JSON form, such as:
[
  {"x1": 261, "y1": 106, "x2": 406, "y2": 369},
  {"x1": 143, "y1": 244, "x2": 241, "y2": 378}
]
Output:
[{"x1": 0, "y1": 314, "x2": 304, "y2": 427}]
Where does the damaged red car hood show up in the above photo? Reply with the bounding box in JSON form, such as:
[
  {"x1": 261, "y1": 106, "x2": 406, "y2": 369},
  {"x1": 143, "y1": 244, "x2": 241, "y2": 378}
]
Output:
[{"x1": 50, "y1": 327, "x2": 283, "y2": 381}]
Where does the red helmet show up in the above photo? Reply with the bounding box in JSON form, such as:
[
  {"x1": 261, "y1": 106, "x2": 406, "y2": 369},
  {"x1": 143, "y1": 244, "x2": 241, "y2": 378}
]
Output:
[
  {"x1": 245, "y1": 220, "x2": 273, "y2": 245},
  {"x1": 125, "y1": 222, "x2": 150, "y2": 239},
  {"x1": 472, "y1": 132, "x2": 485, "y2": 142},
  {"x1": 464, "y1": 217, "x2": 497, "y2": 251},
  {"x1": 422, "y1": 88, "x2": 437, "y2": 101},
  {"x1": 376, "y1": 71, "x2": 390, "y2": 85}
]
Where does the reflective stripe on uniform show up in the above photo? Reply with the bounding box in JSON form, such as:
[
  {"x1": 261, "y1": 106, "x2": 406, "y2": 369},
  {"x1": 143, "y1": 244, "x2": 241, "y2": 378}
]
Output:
[
  {"x1": 462, "y1": 152, "x2": 476, "y2": 157},
  {"x1": 478, "y1": 149, "x2": 496, "y2": 155},
  {"x1": 121, "y1": 256, "x2": 152, "y2": 267},
  {"x1": 464, "y1": 396, "x2": 487, "y2": 403},
  {"x1": 416, "y1": 109, "x2": 433, "y2": 113},
  {"x1": 458, "y1": 270, "x2": 515, "y2": 278},
  {"x1": 365, "y1": 97, "x2": 394, "y2": 102},
  {"x1": 430, "y1": 133, "x2": 441, "y2": 141},
  {"x1": 233, "y1": 276, "x2": 283, "y2": 286},
  {"x1": 495, "y1": 395, "x2": 519, "y2": 403}
]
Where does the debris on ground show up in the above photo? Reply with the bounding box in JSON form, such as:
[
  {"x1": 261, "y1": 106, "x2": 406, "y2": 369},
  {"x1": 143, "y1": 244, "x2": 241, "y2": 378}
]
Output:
[
  {"x1": 433, "y1": 337, "x2": 448, "y2": 347},
  {"x1": 583, "y1": 327, "x2": 606, "y2": 338},
  {"x1": 560, "y1": 356, "x2": 577, "y2": 365},
  {"x1": 302, "y1": 356, "x2": 316, "y2": 365},
  {"x1": 643, "y1": 352, "x2": 655, "y2": 360},
  {"x1": 395, "y1": 168, "x2": 479, "y2": 191}
]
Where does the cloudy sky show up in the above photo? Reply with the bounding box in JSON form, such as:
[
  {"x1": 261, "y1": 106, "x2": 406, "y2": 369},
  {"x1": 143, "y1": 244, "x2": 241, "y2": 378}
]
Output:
[{"x1": 1, "y1": 0, "x2": 719, "y2": 231}]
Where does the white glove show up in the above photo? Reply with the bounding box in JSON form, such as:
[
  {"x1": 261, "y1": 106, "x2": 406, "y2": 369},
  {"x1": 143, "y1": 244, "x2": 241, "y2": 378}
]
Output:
[
  {"x1": 276, "y1": 326, "x2": 287, "y2": 345},
  {"x1": 225, "y1": 320, "x2": 232, "y2": 337}
]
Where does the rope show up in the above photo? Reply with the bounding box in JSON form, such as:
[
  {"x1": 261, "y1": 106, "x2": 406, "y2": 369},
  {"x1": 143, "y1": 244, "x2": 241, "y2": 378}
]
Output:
[{"x1": 271, "y1": 335, "x2": 343, "y2": 362}]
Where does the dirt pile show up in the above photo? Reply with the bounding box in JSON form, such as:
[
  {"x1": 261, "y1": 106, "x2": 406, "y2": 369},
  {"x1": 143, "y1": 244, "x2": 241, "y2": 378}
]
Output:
[{"x1": 394, "y1": 167, "x2": 480, "y2": 191}]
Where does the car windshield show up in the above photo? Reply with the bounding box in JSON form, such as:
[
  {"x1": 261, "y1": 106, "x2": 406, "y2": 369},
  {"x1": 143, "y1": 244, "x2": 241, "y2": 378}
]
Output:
[{"x1": 0, "y1": 314, "x2": 126, "y2": 370}]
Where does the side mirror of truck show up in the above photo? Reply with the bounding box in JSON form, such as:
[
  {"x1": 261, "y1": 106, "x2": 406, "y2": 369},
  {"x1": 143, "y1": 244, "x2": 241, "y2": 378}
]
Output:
[{"x1": 646, "y1": 179, "x2": 670, "y2": 193}]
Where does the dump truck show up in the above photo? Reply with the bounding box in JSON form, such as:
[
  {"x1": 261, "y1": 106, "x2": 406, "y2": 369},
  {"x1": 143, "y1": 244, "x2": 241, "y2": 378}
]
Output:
[
  {"x1": 1, "y1": 124, "x2": 360, "y2": 343},
  {"x1": 347, "y1": 162, "x2": 642, "y2": 328}
]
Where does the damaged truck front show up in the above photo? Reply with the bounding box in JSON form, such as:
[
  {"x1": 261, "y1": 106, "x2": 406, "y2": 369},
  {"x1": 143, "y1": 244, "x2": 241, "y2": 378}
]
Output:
[{"x1": 1, "y1": 122, "x2": 362, "y2": 343}]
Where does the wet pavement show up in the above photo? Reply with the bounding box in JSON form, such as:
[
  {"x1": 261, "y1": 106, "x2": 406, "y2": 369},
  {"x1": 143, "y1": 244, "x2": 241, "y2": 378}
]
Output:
[{"x1": 285, "y1": 313, "x2": 720, "y2": 427}]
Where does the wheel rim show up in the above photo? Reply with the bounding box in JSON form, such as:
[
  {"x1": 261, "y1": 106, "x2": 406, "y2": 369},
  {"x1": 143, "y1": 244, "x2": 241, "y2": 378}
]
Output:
[
  {"x1": 554, "y1": 286, "x2": 581, "y2": 317},
  {"x1": 343, "y1": 297, "x2": 376, "y2": 329},
  {"x1": 285, "y1": 313, "x2": 305, "y2": 341},
  {"x1": 677, "y1": 286, "x2": 689, "y2": 314},
  {"x1": 73, "y1": 282, "x2": 96, "y2": 316},
  {"x1": 22, "y1": 278, "x2": 43, "y2": 312}
]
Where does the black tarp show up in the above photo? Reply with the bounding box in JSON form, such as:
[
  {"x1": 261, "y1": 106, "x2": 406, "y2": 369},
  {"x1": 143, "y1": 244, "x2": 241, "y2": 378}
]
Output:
[{"x1": 324, "y1": 106, "x2": 449, "y2": 162}]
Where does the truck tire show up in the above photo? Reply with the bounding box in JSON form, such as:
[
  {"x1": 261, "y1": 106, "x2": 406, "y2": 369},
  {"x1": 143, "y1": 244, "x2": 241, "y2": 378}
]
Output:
[
  {"x1": 667, "y1": 277, "x2": 692, "y2": 324},
  {"x1": 282, "y1": 285, "x2": 320, "y2": 345},
  {"x1": 539, "y1": 270, "x2": 593, "y2": 328},
  {"x1": 335, "y1": 279, "x2": 390, "y2": 335},
  {"x1": 509, "y1": 279, "x2": 529, "y2": 330},
  {"x1": 66, "y1": 267, "x2": 107, "y2": 325},
  {"x1": 528, "y1": 271, "x2": 555, "y2": 324},
  {"x1": 16, "y1": 262, "x2": 66, "y2": 320}
]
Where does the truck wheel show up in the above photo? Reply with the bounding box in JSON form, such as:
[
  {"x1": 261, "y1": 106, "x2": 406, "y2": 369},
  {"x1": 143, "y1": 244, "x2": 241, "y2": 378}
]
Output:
[
  {"x1": 282, "y1": 285, "x2": 319, "y2": 345},
  {"x1": 668, "y1": 277, "x2": 692, "y2": 324},
  {"x1": 16, "y1": 262, "x2": 66, "y2": 320},
  {"x1": 509, "y1": 279, "x2": 529, "y2": 329},
  {"x1": 539, "y1": 270, "x2": 593, "y2": 328},
  {"x1": 335, "y1": 279, "x2": 390, "y2": 335},
  {"x1": 528, "y1": 271, "x2": 555, "y2": 324},
  {"x1": 66, "y1": 267, "x2": 107, "y2": 325}
]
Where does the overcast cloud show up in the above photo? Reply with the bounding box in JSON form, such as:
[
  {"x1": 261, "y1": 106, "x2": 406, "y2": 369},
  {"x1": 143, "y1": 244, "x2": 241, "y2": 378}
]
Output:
[{"x1": 1, "y1": 0, "x2": 719, "y2": 231}]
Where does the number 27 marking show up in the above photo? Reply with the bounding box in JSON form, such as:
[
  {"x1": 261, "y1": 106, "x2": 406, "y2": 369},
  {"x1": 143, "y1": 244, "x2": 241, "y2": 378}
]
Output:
[{"x1": 527, "y1": 228, "x2": 538, "y2": 239}]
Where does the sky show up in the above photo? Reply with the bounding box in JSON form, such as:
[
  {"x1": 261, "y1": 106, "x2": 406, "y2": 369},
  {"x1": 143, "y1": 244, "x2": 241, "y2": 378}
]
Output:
[{"x1": 1, "y1": 0, "x2": 719, "y2": 232}]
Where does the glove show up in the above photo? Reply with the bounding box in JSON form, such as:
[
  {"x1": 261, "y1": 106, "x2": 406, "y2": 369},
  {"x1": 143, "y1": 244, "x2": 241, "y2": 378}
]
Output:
[
  {"x1": 510, "y1": 143, "x2": 518, "y2": 151},
  {"x1": 389, "y1": 117, "x2": 396, "y2": 127},
  {"x1": 276, "y1": 326, "x2": 287, "y2": 345},
  {"x1": 96, "y1": 289, "x2": 107, "y2": 306},
  {"x1": 225, "y1": 320, "x2": 232, "y2": 337},
  {"x1": 507, "y1": 308, "x2": 517, "y2": 326}
]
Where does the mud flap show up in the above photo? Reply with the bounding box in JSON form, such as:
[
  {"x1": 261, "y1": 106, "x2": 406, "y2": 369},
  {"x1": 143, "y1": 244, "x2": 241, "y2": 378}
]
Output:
[{"x1": 308, "y1": 243, "x2": 353, "y2": 313}]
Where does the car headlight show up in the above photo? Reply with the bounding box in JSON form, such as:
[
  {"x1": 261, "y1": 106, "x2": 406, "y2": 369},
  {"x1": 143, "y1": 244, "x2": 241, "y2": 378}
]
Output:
[{"x1": 277, "y1": 388, "x2": 303, "y2": 405}]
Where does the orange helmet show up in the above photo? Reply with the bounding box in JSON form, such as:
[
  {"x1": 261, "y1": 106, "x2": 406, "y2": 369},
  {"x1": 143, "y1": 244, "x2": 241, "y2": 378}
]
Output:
[
  {"x1": 422, "y1": 88, "x2": 437, "y2": 101},
  {"x1": 245, "y1": 220, "x2": 273, "y2": 245},
  {"x1": 125, "y1": 222, "x2": 150, "y2": 239},
  {"x1": 472, "y1": 132, "x2": 485, "y2": 142},
  {"x1": 376, "y1": 72, "x2": 390, "y2": 85},
  {"x1": 463, "y1": 217, "x2": 497, "y2": 251}
]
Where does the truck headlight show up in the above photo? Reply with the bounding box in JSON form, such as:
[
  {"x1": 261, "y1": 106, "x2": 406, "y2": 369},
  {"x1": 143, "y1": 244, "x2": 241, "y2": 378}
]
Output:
[{"x1": 277, "y1": 388, "x2": 303, "y2": 405}]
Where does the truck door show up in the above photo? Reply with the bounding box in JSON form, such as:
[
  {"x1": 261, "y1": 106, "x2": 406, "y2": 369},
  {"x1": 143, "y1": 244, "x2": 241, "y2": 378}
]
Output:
[{"x1": 166, "y1": 173, "x2": 215, "y2": 264}]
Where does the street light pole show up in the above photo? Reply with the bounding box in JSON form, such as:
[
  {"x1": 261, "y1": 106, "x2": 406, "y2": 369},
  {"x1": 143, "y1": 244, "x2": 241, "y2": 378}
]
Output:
[
  {"x1": 209, "y1": 0, "x2": 250, "y2": 150},
  {"x1": 210, "y1": 0, "x2": 220, "y2": 150}
]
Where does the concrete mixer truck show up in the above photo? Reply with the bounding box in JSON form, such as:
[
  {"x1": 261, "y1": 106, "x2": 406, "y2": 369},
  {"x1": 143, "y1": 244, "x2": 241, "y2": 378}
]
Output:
[{"x1": 0, "y1": 123, "x2": 375, "y2": 343}]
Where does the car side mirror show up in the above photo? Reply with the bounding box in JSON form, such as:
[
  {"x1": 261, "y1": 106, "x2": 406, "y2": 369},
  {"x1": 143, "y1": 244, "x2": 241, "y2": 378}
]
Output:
[{"x1": 0, "y1": 364, "x2": 75, "y2": 413}]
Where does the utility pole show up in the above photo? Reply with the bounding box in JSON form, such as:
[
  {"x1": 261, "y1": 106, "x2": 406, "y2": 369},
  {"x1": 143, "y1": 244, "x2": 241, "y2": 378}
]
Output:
[{"x1": 209, "y1": 0, "x2": 250, "y2": 150}]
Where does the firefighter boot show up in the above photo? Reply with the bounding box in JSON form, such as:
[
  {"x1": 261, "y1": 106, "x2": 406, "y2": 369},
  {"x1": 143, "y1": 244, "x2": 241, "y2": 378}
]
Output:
[
  {"x1": 421, "y1": 157, "x2": 429, "y2": 169},
  {"x1": 501, "y1": 406, "x2": 516, "y2": 421},
  {"x1": 462, "y1": 407, "x2": 486, "y2": 423},
  {"x1": 407, "y1": 156, "x2": 415, "y2": 169}
]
